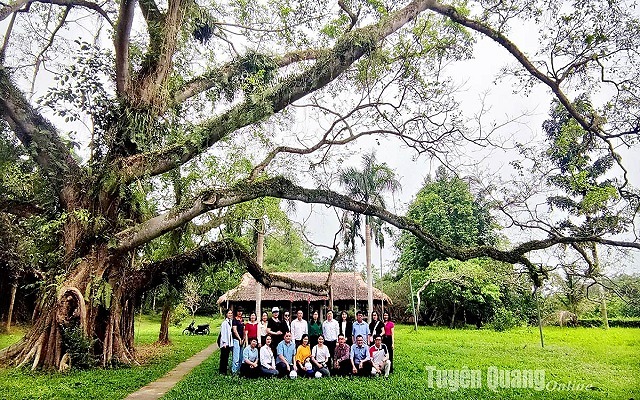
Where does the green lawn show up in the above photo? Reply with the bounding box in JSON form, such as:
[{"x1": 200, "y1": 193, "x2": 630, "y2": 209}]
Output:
[
  {"x1": 0, "y1": 315, "x2": 218, "y2": 400},
  {"x1": 164, "y1": 325, "x2": 639, "y2": 400},
  {"x1": 1, "y1": 322, "x2": 638, "y2": 399}
]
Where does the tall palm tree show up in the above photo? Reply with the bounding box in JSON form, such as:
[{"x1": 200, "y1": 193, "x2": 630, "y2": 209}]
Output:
[{"x1": 339, "y1": 151, "x2": 400, "y2": 321}]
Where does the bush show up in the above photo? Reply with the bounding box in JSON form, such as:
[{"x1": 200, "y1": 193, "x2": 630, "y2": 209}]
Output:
[
  {"x1": 171, "y1": 304, "x2": 190, "y2": 327},
  {"x1": 487, "y1": 307, "x2": 522, "y2": 331},
  {"x1": 577, "y1": 318, "x2": 640, "y2": 328},
  {"x1": 61, "y1": 325, "x2": 96, "y2": 369}
]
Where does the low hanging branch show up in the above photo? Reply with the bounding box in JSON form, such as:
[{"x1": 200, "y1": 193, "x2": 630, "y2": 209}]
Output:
[
  {"x1": 116, "y1": 177, "x2": 640, "y2": 287},
  {"x1": 129, "y1": 238, "x2": 327, "y2": 296}
]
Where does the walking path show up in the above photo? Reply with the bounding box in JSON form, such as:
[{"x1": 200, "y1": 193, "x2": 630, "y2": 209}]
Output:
[{"x1": 124, "y1": 343, "x2": 218, "y2": 400}]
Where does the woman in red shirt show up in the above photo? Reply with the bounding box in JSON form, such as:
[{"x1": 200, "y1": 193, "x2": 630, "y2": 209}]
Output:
[
  {"x1": 245, "y1": 312, "x2": 259, "y2": 346},
  {"x1": 383, "y1": 311, "x2": 395, "y2": 373}
]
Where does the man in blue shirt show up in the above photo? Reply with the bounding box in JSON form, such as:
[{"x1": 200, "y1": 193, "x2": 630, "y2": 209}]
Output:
[
  {"x1": 276, "y1": 332, "x2": 297, "y2": 378},
  {"x1": 352, "y1": 310, "x2": 369, "y2": 344},
  {"x1": 350, "y1": 334, "x2": 373, "y2": 377}
]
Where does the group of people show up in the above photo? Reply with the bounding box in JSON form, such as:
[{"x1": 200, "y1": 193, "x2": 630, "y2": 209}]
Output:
[{"x1": 218, "y1": 306, "x2": 395, "y2": 379}]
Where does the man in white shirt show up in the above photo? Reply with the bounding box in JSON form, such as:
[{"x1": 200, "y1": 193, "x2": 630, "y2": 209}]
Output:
[
  {"x1": 322, "y1": 310, "x2": 339, "y2": 361},
  {"x1": 290, "y1": 309, "x2": 308, "y2": 348},
  {"x1": 369, "y1": 335, "x2": 391, "y2": 377}
]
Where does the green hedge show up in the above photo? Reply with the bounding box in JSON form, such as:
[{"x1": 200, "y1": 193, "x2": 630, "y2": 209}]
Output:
[{"x1": 577, "y1": 318, "x2": 640, "y2": 328}]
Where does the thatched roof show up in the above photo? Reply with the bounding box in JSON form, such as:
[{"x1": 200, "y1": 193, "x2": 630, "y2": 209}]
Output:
[{"x1": 217, "y1": 272, "x2": 391, "y2": 304}]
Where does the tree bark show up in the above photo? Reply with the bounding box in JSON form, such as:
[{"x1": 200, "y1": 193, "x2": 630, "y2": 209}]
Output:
[
  {"x1": 157, "y1": 299, "x2": 171, "y2": 345},
  {"x1": 6, "y1": 283, "x2": 17, "y2": 332},
  {"x1": 365, "y1": 223, "x2": 373, "y2": 322}
]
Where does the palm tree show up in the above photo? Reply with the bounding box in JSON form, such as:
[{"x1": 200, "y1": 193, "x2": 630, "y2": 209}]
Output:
[{"x1": 339, "y1": 151, "x2": 400, "y2": 321}]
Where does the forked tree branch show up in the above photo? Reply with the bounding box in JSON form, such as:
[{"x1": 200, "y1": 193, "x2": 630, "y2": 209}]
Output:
[{"x1": 116, "y1": 0, "x2": 437, "y2": 184}]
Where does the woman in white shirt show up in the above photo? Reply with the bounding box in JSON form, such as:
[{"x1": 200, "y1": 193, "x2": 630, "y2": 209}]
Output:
[
  {"x1": 219, "y1": 309, "x2": 234, "y2": 375},
  {"x1": 258, "y1": 312, "x2": 269, "y2": 347},
  {"x1": 259, "y1": 335, "x2": 278, "y2": 377},
  {"x1": 310, "y1": 335, "x2": 331, "y2": 377}
]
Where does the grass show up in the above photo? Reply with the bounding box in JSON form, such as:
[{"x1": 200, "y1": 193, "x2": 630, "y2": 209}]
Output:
[
  {"x1": 163, "y1": 325, "x2": 640, "y2": 400},
  {"x1": 1, "y1": 321, "x2": 637, "y2": 399},
  {"x1": 0, "y1": 314, "x2": 219, "y2": 400}
]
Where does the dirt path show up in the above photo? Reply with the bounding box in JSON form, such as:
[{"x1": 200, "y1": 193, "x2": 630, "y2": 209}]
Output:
[{"x1": 124, "y1": 343, "x2": 218, "y2": 400}]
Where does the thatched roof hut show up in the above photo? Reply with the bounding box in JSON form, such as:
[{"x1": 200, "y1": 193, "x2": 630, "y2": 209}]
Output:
[{"x1": 217, "y1": 272, "x2": 391, "y2": 317}]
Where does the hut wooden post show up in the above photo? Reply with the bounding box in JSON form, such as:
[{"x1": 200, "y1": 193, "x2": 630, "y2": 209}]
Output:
[{"x1": 329, "y1": 286, "x2": 334, "y2": 311}]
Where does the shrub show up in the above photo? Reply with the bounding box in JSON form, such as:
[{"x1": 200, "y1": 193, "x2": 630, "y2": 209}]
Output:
[
  {"x1": 61, "y1": 325, "x2": 96, "y2": 369},
  {"x1": 577, "y1": 318, "x2": 640, "y2": 328},
  {"x1": 171, "y1": 304, "x2": 190, "y2": 327},
  {"x1": 487, "y1": 307, "x2": 522, "y2": 331}
]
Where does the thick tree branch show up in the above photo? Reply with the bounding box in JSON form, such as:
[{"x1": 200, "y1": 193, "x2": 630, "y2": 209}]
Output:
[
  {"x1": 115, "y1": 177, "x2": 639, "y2": 286},
  {"x1": 131, "y1": 0, "x2": 190, "y2": 107},
  {"x1": 114, "y1": 0, "x2": 136, "y2": 95},
  {"x1": 0, "y1": 68, "x2": 80, "y2": 192},
  {"x1": 172, "y1": 48, "x2": 329, "y2": 104},
  {"x1": 129, "y1": 239, "x2": 327, "y2": 295},
  {"x1": 116, "y1": 0, "x2": 436, "y2": 184}
]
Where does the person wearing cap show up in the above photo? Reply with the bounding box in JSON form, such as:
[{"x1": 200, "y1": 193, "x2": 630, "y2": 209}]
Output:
[
  {"x1": 351, "y1": 310, "x2": 368, "y2": 345},
  {"x1": 267, "y1": 307, "x2": 285, "y2": 353}
]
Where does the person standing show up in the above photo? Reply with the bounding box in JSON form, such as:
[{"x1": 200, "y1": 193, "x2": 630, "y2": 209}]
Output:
[
  {"x1": 267, "y1": 307, "x2": 284, "y2": 353},
  {"x1": 311, "y1": 334, "x2": 331, "y2": 377},
  {"x1": 368, "y1": 311, "x2": 384, "y2": 345},
  {"x1": 351, "y1": 310, "x2": 368, "y2": 345},
  {"x1": 259, "y1": 335, "x2": 278, "y2": 378},
  {"x1": 283, "y1": 310, "x2": 292, "y2": 333},
  {"x1": 322, "y1": 310, "x2": 339, "y2": 363},
  {"x1": 333, "y1": 334, "x2": 351, "y2": 377},
  {"x1": 290, "y1": 309, "x2": 308, "y2": 348},
  {"x1": 245, "y1": 312, "x2": 259, "y2": 346},
  {"x1": 383, "y1": 311, "x2": 395, "y2": 373},
  {"x1": 308, "y1": 310, "x2": 322, "y2": 348},
  {"x1": 338, "y1": 311, "x2": 353, "y2": 346},
  {"x1": 369, "y1": 335, "x2": 391, "y2": 377},
  {"x1": 258, "y1": 312, "x2": 269, "y2": 347},
  {"x1": 350, "y1": 334, "x2": 373, "y2": 377},
  {"x1": 240, "y1": 338, "x2": 260, "y2": 378},
  {"x1": 218, "y1": 309, "x2": 234, "y2": 375},
  {"x1": 231, "y1": 307, "x2": 245, "y2": 374}
]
